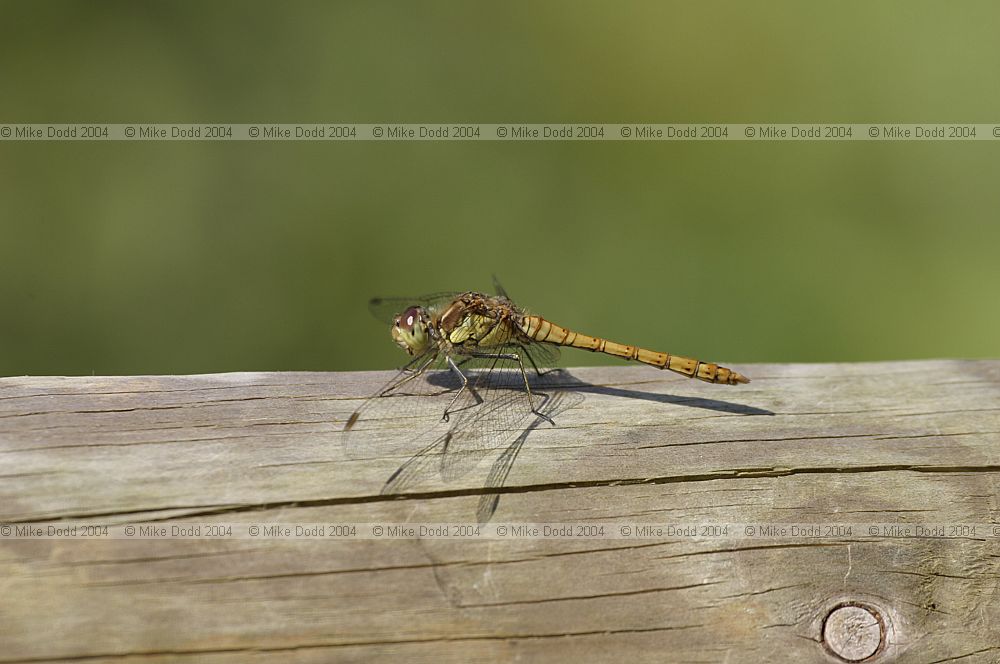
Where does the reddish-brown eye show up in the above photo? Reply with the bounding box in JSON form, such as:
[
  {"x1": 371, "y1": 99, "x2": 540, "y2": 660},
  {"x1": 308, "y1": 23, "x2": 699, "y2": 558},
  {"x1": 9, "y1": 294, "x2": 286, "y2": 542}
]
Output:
[{"x1": 397, "y1": 307, "x2": 420, "y2": 331}]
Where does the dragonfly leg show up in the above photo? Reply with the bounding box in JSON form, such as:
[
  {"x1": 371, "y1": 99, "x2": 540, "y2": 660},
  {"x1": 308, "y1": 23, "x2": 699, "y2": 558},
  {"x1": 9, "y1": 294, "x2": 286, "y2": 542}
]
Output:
[
  {"x1": 441, "y1": 355, "x2": 471, "y2": 422},
  {"x1": 471, "y1": 351, "x2": 555, "y2": 426}
]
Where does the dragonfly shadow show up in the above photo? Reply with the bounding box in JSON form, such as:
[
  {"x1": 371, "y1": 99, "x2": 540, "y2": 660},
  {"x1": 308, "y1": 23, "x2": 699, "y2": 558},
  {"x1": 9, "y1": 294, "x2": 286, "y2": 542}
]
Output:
[
  {"x1": 425, "y1": 369, "x2": 774, "y2": 417},
  {"x1": 565, "y1": 380, "x2": 774, "y2": 416}
]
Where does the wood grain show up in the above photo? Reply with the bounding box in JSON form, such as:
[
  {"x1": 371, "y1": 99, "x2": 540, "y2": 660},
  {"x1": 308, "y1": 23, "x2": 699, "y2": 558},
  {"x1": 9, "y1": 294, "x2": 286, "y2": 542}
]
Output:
[{"x1": 1, "y1": 360, "x2": 999, "y2": 663}]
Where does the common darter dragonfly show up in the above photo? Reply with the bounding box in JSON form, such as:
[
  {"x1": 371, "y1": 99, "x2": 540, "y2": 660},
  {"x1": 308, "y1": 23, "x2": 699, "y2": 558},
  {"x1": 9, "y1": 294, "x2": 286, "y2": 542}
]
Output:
[{"x1": 344, "y1": 280, "x2": 748, "y2": 520}]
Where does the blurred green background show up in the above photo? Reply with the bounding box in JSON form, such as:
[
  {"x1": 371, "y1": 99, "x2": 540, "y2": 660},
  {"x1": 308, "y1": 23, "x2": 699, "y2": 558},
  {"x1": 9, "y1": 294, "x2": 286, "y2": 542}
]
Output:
[{"x1": 1, "y1": 1, "x2": 998, "y2": 376}]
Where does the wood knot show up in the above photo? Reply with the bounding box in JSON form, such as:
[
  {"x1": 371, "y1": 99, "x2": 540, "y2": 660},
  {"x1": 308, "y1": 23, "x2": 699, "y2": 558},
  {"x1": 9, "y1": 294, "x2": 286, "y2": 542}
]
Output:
[{"x1": 822, "y1": 602, "x2": 885, "y2": 661}]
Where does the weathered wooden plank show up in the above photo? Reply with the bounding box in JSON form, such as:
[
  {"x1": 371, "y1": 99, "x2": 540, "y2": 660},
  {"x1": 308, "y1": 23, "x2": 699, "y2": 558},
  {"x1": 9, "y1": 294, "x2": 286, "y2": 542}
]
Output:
[{"x1": 1, "y1": 360, "x2": 998, "y2": 663}]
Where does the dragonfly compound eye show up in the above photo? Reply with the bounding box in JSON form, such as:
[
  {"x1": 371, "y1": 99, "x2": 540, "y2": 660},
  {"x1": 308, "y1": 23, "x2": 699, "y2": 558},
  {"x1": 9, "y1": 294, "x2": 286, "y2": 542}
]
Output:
[
  {"x1": 398, "y1": 307, "x2": 421, "y2": 331},
  {"x1": 391, "y1": 307, "x2": 431, "y2": 355}
]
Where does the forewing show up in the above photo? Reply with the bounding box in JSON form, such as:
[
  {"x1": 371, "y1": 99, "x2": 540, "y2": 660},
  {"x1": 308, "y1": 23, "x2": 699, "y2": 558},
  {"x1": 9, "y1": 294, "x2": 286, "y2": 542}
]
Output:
[
  {"x1": 342, "y1": 350, "x2": 453, "y2": 456},
  {"x1": 492, "y1": 275, "x2": 511, "y2": 300},
  {"x1": 367, "y1": 293, "x2": 461, "y2": 325},
  {"x1": 475, "y1": 388, "x2": 584, "y2": 523},
  {"x1": 381, "y1": 345, "x2": 572, "y2": 498},
  {"x1": 442, "y1": 349, "x2": 539, "y2": 472}
]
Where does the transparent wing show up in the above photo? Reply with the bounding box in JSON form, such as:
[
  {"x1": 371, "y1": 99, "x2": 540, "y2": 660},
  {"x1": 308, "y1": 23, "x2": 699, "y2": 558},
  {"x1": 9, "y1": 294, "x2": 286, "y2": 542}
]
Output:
[
  {"x1": 340, "y1": 350, "x2": 464, "y2": 492},
  {"x1": 438, "y1": 347, "x2": 544, "y2": 479},
  {"x1": 475, "y1": 388, "x2": 583, "y2": 523},
  {"x1": 380, "y1": 345, "x2": 576, "y2": 507},
  {"x1": 510, "y1": 338, "x2": 561, "y2": 371},
  {"x1": 491, "y1": 275, "x2": 511, "y2": 300},
  {"x1": 343, "y1": 348, "x2": 443, "y2": 433},
  {"x1": 367, "y1": 293, "x2": 462, "y2": 325}
]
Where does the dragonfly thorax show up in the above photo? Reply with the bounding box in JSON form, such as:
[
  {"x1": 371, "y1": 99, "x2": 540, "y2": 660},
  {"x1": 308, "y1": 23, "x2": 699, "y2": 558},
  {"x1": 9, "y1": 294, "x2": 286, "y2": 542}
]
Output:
[{"x1": 391, "y1": 306, "x2": 432, "y2": 356}]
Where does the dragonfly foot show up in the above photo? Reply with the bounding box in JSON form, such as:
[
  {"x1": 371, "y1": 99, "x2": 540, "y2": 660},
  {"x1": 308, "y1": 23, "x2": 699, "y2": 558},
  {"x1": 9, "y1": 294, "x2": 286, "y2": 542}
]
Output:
[{"x1": 441, "y1": 412, "x2": 451, "y2": 423}]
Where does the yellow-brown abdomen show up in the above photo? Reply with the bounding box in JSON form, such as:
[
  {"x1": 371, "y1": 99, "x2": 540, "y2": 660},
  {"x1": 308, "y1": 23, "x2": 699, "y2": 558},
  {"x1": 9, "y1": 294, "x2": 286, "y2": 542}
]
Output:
[{"x1": 519, "y1": 315, "x2": 749, "y2": 385}]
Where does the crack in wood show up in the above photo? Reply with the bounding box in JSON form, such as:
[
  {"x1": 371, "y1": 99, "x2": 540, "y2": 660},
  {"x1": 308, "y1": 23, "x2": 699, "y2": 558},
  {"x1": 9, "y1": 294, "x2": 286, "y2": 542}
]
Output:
[
  {"x1": 8, "y1": 463, "x2": 1000, "y2": 524},
  {"x1": 455, "y1": 581, "x2": 722, "y2": 608},
  {"x1": 0, "y1": 625, "x2": 710, "y2": 663}
]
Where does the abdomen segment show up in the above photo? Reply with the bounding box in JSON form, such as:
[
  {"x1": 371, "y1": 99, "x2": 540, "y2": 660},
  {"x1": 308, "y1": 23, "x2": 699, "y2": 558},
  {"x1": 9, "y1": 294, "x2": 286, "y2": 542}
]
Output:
[{"x1": 519, "y1": 316, "x2": 749, "y2": 385}]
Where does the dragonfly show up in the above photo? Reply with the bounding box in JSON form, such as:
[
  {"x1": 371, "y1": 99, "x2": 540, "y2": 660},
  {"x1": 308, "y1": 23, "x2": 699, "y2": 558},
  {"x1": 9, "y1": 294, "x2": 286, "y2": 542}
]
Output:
[
  {"x1": 346, "y1": 281, "x2": 748, "y2": 429},
  {"x1": 343, "y1": 280, "x2": 748, "y2": 520}
]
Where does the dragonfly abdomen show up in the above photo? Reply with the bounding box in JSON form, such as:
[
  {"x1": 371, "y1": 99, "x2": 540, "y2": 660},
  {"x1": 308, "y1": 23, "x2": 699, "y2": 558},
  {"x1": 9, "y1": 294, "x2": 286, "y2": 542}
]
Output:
[{"x1": 519, "y1": 315, "x2": 749, "y2": 385}]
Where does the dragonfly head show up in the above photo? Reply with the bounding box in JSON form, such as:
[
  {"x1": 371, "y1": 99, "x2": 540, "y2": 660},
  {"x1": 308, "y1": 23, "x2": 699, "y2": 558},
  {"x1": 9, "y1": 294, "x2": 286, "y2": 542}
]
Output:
[{"x1": 391, "y1": 306, "x2": 431, "y2": 355}]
